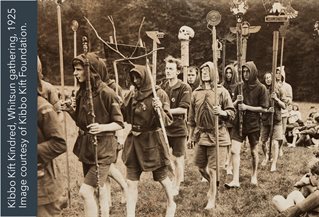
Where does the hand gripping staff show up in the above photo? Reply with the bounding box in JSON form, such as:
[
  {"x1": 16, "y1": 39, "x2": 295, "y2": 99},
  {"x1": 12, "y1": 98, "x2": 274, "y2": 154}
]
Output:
[
  {"x1": 207, "y1": 10, "x2": 221, "y2": 188},
  {"x1": 82, "y1": 36, "x2": 102, "y2": 217},
  {"x1": 236, "y1": 20, "x2": 244, "y2": 137},
  {"x1": 145, "y1": 58, "x2": 175, "y2": 175},
  {"x1": 268, "y1": 31, "x2": 279, "y2": 161},
  {"x1": 230, "y1": 0, "x2": 248, "y2": 137},
  {"x1": 265, "y1": 11, "x2": 289, "y2": 161}
]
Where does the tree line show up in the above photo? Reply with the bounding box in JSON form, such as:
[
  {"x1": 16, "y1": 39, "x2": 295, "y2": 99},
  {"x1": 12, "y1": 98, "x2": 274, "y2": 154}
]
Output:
[{"x1": 38, "y1": 0, "x2": 319, "y2": 101}]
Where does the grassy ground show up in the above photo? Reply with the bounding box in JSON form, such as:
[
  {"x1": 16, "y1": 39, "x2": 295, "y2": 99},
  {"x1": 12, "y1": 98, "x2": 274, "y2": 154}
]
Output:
[{"x1": 55, "y1": 88, "x2": 318, "y2": 217}]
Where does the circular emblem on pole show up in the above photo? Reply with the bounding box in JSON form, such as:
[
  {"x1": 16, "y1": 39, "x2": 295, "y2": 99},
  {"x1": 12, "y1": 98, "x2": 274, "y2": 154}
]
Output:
[
  {"x1": 171, "y1": 98, "x2": 175, "y2": 103},
  {"x1": 206, "y1": 10, "x2": 221, "y2": 27},
  {"x1": 71, "y1": 20, "x2": 79, "y2": 32}
]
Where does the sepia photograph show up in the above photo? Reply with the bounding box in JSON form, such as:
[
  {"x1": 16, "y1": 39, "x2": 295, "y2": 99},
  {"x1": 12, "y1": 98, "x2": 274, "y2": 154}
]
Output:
[{"x1": 36, "y1": 0, "x2": 319, "y2": 216}]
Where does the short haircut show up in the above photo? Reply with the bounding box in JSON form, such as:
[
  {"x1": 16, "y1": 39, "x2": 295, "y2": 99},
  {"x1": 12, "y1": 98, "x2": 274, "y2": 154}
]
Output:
[
  {"x1": 188, "y1": 66, "x2": 199, "y2": 74},
  {"x1": 164, "y1": 55, "x2": 182, "y2": 71},
  {"x1": 72, "y1": 59, "x2": 83, "y2": 68}
]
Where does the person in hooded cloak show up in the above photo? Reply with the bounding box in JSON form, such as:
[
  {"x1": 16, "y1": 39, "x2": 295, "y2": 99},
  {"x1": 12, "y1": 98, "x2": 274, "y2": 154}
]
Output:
[
  {"x1": 260, "y1": 72, "x2": 286, "y2": 172},
  {"x1": 276, "y1": 66, "x2": 293, "y2": 153},
  {"x1": 222, "y1": 63, "x2": 238, "y2": 174},
  {"x1": 121, "y1": 65, "x2": 176, "y2": 217},
  {"x1": 225, "y1": 61, "x2": 269, "y2": 188},
  {"x1": 63, "y1": 52, "x2": 124, "y2": 217},
  {"x1": 188, "y1": 61, "x2": 235, "y2": 209}
]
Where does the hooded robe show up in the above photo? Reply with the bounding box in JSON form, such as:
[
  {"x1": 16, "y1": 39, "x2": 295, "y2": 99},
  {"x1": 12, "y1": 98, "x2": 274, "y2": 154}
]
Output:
[{"x1": 122, "y1": 65, "x2": 173, "y2": 171}]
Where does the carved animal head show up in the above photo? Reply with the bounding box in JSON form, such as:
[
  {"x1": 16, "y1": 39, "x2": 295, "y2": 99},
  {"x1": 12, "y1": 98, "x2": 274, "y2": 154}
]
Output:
[{"x1": 178, "y1": 26, "x2": 195, "y2": 41}]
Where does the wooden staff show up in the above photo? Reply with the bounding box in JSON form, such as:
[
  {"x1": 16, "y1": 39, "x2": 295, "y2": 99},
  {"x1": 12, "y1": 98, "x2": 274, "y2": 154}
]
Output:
[
  {"x1": 236, "y1": 21, "x2": 244, "y2": 137},
  {"x1": 265, "y1": 12, "x2": 289, "y2": 161},
  {"x1": 279, "y1": 22, "x2": 288, "y2": 72},
  {"x1": 268, "y1": 31, "x2": 279, "y2": 160},
  {"x1": 82, "y1": 36, "x2": 101, "y2": 217},
  {"x1": 207, "y1": 10, "x2": 221, "y2": 187},
  {"x1": 146, "y1": 31, "x2": 164, "y2": 82},
  {"x1": 145, "y1": 58, "x2": 175, "y2": 175},
  {"x1": 178, "y1": 26, "x2": 194, "y2": 82},
  {"x1": 145, "y1": 59, "x2": 170, "y2": 147},
  {"x1": 57, "y1": 0, "x2": 71, "y2": 207},
  {"x1": 71, "y1": 20, "x2": 79, "y2": 88},
  {"x1": 240, "y1": 21, "x2": 261, "y2": 64}
]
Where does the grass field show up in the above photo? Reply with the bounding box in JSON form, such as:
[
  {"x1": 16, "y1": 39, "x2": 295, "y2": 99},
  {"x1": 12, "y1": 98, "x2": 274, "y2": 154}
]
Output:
[{"x1": 55, "y1": 88, "x2": 318, "y2": 217}]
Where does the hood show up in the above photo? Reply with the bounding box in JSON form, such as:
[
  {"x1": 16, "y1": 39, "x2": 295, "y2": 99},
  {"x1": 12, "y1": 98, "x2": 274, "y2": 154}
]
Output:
[
  {"x1": 72, "y1": 52, "x2": 103, "y2": 91},
  {"x1": 199, "y1": 61, "x2": 219, "y2": 88},
  {"x1": 72, "y1": 52, "x2": 107, "y2": 79},
  {"x1": 242, "y1": 61, "x2": 258, "y2": 85},
  {"x1": 276, "y1": 65, "x2": 286, "y2": 82},
  {"x1": 223, "y1": 63, "x2": 238, "y2": 85},
  {"x1": 129, "y1": 65, "x2": 153, "y2": 100}
]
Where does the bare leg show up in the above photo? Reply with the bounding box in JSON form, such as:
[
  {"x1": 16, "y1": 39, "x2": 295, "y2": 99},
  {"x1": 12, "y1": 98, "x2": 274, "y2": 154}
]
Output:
[
  {"x1": 272, "y1": 195, "x2": 294, "y2": 212},
  {"x1": 261, "y1": 140, "x2": 269, "y2": 166},
  {"x1": 126, "y1": 180, "x2": 138, "y2": 217},
  {"x1": 289, "y1": 131, "x2": 298, "y2": 147},
  {"x1": 280, "y1": 117, "x2": 288, "y2": 156},
  {"x1": 173, "y1": 155, "x2": 184, "y2": 195},
  {"x1": 199, "y1": 167, "x2": 210, "y2": 183},
  {"x1": 272, "y1": 191, "x2": 305, "y2": 213},
  {"x1": 287, "y1": 190, "x2": 305, "y2": 204},
  {"x1": 250, "y1": 143, "x2": 259, "y2": 185},
  {"x1": 99, "y1": 184, "x2": 110, "y2": 217},
  {"x1": 159, "y1": 177, "x2": 176, "y2": 217},
  {"x1": 79, "y1": 183, "x2": 98, "y2": 217},
  {"x1": 109, "y1": 164, "x2": 128, "y2": 204},
  {"x1": 271, "y1": 140, "x2": 279, "y2": 172},
  {"x1": 205, "y1": 168, "x2": 216, "y2": 210},
  {"x1": 225, "y1": 140, "x2": 241, "y2": 188},
  {"x1": 225, "y1": 145, "x2": 230, "y2": 168},
  {"x1": 105, "y1": 178, "x2": 112, "y2": 207},
  {"x1": 225, "y1": 146, "x2": 233, "y2": 175}
]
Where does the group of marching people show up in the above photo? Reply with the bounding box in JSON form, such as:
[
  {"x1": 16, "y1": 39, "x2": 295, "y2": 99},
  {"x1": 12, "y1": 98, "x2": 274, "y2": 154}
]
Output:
[{"x1": 37, "y1": 47, "x2": 319, "y2": 217}]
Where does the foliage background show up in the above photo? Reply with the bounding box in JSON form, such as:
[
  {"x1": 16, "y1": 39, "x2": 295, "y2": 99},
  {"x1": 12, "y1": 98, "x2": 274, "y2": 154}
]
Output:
[{"x1": 38, "y1": 0, "x2": 319, "y2": 101}]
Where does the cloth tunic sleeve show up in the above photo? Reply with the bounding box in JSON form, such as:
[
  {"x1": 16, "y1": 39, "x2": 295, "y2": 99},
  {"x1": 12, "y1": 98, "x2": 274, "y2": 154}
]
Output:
[
  {"x1": 219, "y1": 87, "x2": 235, "y2": 122},
  {"x1": 100, "y1": 87, "x2": 124, "y2": 129},
  {"x1": 37, "y1": 99, "x2": 66, "y2": 164},
  {"x1": 188, "y1": 93, "x2": 196, "y2": 128},
  {"x1": 156, "y1": 88, "x2": 173, "y2": 127},
  {"x1": 178, "y1": 83, "x2": 192, "y2": 109}
]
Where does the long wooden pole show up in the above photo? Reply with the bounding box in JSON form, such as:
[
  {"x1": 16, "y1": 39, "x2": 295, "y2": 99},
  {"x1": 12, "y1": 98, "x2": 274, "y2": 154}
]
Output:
[
  {"x1": 269, "y1": 31, "x2": 279, "y2": 160},
  {"x1": 152, "y1": 40, "x2": 157, "y2": 82},
  {"x1": 236, "y1": 22, "x2": 243, "y2": 137},
  {"x1": 57, "y1": 2, "x2": 71, "y2": 207},
  {"x1": 242, "y1": 37, "x2": 247, "y2": 63},
  {"x1": 82, "y1": 36, "x2": 102, "y2": 217},
  {"x1": 73, "y1": 30, "x2": 77, "y2": 88},
  {"x1": 212, "y1": 26, "x2": 220, "y2": 187},
  {"x1": 181, "y1": 40, "x2": 190, "y2": 83},
  {"x1": 279, "y1": 35, "x2": 285, "y2": 70}
]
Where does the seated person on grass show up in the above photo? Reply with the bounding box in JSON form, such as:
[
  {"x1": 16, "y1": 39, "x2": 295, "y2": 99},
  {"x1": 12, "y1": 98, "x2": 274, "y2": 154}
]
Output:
[
  {"x1": 285, "y1": 103, "x2": 304, "y2": 144},
  {"x1": 273, "y1": 161, "x2": 319, "y2": 217},
  {"x1": 289, "y1": 117, "x2": 315, "y2": 148}
]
